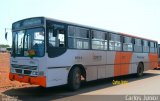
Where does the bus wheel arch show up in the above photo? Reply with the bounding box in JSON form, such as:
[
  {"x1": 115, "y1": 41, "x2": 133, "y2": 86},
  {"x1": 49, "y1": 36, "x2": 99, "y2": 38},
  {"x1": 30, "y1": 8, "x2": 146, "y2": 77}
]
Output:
[
  {"x1": 136, "y1": 62, "x2": 144, "y2": 77},
  {"x1": 67, "y1": 64, "x2": 86, "y2": 90},
  {"x1": 69, "y1": 64, "x2": 86, "y2": 80}
]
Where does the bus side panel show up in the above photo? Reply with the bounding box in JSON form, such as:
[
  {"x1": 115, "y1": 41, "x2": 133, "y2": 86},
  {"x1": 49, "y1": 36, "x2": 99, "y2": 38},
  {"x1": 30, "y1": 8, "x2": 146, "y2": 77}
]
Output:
[
  {"x1": 114, "y1": 52, "x2": 121, "y2": 76},
  {"x1": 129, "y1": 53, "x2": 150, "y2": 74},
  {"x1": 149, "y1": 53, "x2": 158, "y2": 69},
  {"x1": 129, "y1": 53, "x2": 139, "y2": 74},
  {"x1": 86, "y1": 50, "x2": 107, "y2": 81},
  {"x1": 106, "y1": 65, "x2": 114, "y2": 78},
  {"x1": 86, "y1": 66, "x2": 98, "y2": 81},
  {"x1": 45, "y1": 50, "x2": 81, "y2": 87},
  {"x1": 113, "y1": 52, "x2": 133, "y2": 76},
  {"x1": 45, "y1": 50, "x2": 158, "y2": 87},
  {"x1": 106, "y1": 51, "x2": 115, "y2": 77},
  {"x1": 46, "y1": 50, "x2": 107, "y2": 85},
  {"x1": 46, "y1": 68, "x2": 68, "y2": 87},
  {"x1": 120, "y1": 52, "x2": 133, "y2": 75},
  {"x1": 97, "y1": 66, "x2": 106, "y2": 79}
]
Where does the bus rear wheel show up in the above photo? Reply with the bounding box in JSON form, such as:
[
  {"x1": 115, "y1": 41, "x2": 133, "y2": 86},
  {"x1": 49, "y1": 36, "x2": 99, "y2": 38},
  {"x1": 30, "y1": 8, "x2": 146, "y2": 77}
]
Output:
[
  {"x1": 68, "y1": 67, "x2": 81, "y2": 91},
  {"x1": 136, "y1": 63, "x2": 144, "y2": 77}
]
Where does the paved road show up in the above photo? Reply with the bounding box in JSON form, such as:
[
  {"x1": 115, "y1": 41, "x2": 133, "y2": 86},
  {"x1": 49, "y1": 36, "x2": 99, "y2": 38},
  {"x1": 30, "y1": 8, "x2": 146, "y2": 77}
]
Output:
[{"x1": 1, "y1": 70, "x2": 160, "y2": 101}]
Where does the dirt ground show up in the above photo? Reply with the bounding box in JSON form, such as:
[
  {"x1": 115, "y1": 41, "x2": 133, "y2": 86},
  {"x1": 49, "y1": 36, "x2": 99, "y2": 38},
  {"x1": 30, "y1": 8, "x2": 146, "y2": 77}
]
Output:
[
  {"x1": 0, "y1": 53, "x2": 10, "y2": 68},
  {"x1": 0, "y1": 53, "x2": 29, "y2": 92}
]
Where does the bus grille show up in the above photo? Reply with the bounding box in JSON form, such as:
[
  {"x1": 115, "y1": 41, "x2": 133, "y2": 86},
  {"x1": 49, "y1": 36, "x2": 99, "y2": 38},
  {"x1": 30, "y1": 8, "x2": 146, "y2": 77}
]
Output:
[
  {"x1": 24, "y1": 70, "x2": 32, "y2": 75},
  {"x1": 12, "y1": 64, "x2": 37, "y2": 70},
  {"x1": 15, "y1": 69, "x2": 22, "y2": 74},
  {"x1": 12, "y1": 64, "x2": 37, "y2": 76}
]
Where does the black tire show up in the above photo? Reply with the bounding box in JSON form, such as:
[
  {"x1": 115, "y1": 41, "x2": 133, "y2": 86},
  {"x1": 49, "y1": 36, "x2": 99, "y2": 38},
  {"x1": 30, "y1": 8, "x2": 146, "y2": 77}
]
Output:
[
  {"x1": 68, "y1": 67, "x2": 81, "y2": 91},
  {"x1": 136, "y1": 63, "x2": 144, "y2": 77}
]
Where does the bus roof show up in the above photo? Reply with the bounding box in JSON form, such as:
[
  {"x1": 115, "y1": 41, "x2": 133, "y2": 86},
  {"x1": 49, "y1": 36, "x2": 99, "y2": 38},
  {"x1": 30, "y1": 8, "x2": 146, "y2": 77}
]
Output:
[
  {"x1": 13, "y1": 16, "x2": 157, "y2": 42},
  {"x1": 119, "y1": 32, "x2": 157, "y2": 42},
  {"x1": 45, "y1": 17, "x2": 157, "y2": 42}
]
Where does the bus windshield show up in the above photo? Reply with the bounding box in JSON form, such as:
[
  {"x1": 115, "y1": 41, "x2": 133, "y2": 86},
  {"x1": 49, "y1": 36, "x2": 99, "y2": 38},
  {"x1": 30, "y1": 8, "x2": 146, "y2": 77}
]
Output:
[{"x1": 12, "y1": 27, "x2": 45, "y2": 57}]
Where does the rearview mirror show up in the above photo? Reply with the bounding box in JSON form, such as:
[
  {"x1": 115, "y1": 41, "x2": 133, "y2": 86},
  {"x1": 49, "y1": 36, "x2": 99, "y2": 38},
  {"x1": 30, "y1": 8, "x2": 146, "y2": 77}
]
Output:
[{"x1": 5, "y1": 28, "x2": 8, "y2": 40}]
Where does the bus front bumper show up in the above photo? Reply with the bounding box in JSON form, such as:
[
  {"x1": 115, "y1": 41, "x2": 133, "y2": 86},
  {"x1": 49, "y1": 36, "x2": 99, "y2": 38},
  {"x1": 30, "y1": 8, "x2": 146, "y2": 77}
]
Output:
[{"x1": 9, "y1": 73, "x2": 46, "y2": 87}]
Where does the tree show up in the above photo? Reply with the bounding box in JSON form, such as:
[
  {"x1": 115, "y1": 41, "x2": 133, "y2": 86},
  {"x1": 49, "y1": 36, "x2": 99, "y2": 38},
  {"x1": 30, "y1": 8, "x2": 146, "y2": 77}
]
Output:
[{"x1": 0, "y1": 44, "x2": 10, "y2": 48}]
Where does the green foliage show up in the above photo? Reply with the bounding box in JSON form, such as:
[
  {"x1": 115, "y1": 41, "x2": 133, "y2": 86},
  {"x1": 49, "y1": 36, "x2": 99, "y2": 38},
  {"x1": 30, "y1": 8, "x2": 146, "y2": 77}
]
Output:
[{"x1": 0, "y1": 44, "x2": 10, "y2": 48}]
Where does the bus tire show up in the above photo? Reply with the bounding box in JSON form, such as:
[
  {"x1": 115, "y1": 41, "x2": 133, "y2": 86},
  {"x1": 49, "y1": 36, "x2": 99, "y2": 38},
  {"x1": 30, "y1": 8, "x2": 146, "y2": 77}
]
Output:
[
  {"x1": 136, "y1": 63, "x2": 144, "y2": 77},
  {"x1": 68, "y1": 67, "x2": 81, "y2": 91}
]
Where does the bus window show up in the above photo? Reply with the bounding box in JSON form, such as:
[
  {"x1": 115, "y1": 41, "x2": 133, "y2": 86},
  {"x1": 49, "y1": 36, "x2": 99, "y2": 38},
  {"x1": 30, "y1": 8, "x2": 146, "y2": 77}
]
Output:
[
  {"x1": 57, "y1": 29, "x2": 65, "y2": 47},
  {"x1": 154, "y1": 42, "x2": 158, "y2": 53},
  {"x1": 14, "y1": 30, "x2": 25, "y2": 55},
  {"x1": 92, "y1": 30, "x2": 107, "y2": 50},
  {"x1": 68, "y1": 26, "x2": 90, "y2": 49},
  {"x1": 46, "y1": 21, "x2": 67, "y2": 58},
  {"x1": 109, "y1": 33, "x2": 121, "y2": 51},
  {"x1": 123, "y1": 36, "x2": 133, "y2": 51},
  {"x1": 24, "y1": 28, "x2": 45, "y2": 57},
  {"x1": 158, "y1": 44, "x2": 160, "y2": 57},
  {"x1": 150, "y1": 42, "x2": 155, "y2": 53},
  {"x1": 143, "y1": 40, "x2": 149, "y2": 53},
  {"x1": 134, "y1": 38, "x2": 142, "y2": 52},
  {"x1": 48, "y1": 28, "x2": 56, "y2": 47},
  {"x1": 48, "y1": 26, "x2": 65, "y2": 48}
]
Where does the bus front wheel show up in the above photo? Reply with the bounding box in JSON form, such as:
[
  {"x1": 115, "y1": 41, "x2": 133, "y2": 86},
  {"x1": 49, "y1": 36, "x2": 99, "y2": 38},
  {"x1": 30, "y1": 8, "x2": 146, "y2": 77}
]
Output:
[
  {"x1": 136, "y1": 63, "x2": 144, "y2": 77},
  {"x1": 68, "y1": 67, "x2": 81, "y2": 91}
]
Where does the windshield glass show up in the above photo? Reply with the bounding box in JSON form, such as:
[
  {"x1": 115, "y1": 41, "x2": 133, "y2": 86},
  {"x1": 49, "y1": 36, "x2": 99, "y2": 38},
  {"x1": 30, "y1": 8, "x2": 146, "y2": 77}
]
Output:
[{"x1": 12, "y1": 28, "x2": 45, "y2": 57}]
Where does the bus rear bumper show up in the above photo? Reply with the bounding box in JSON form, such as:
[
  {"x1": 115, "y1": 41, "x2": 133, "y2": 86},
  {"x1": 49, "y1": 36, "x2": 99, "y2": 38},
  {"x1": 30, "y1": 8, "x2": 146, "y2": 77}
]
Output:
[{"x1": 9, "y1": 73, "x2": 46, "y2": 87}]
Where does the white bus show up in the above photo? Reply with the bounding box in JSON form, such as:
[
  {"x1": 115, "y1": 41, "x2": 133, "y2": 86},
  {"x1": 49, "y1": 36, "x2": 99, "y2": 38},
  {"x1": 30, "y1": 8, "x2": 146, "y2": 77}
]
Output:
[{"x1": 9, "y1": 17, "x2": 158, "y2": 90}]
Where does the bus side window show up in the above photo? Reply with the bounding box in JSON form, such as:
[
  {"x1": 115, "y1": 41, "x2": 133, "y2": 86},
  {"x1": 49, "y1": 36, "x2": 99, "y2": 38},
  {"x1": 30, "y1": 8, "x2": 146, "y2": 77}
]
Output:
[
  {"x1": 134, "y1": 38, "x2": 142, "y2": 52},
  {"x1": 48, "y1": 28, "x2": 56, "y2": 47},
  {"x1": 158, "y1": 44, "x2": 160, "y2": 57},
  {"x1": 68, "y1": 26, "x2": 90, "y2": 49},
  {"x1": 48, "y1": 28, "x2": 65, "y2": 48},
  {"x1": 123, "y1": 36, "x2": 133, "y2": 51},
  {"x1": 92, "y1": 30, "x2": 107, "y2": 50},
  {"x1": 150, "y1": 42, "x2": 155, "y2": 53},
  {"x1": 143, "y1": 40, "x2": 149, "y2": 53},
  {"x1": 57, "y1": 29, "x2": 65, "y2": 47},
  {"x1": 154, "y1": 42, "x2": 157, "y2": 53},
  {"x1": 109, "y1": 33, "x2": 121, "y2": 51}
]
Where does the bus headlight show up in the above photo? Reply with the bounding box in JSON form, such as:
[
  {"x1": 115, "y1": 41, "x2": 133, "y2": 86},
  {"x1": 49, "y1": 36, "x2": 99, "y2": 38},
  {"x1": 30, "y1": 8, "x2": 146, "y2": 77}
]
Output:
[
  {"x1": 11, "y1": 68, "x2": 16, "y2": 73},
  {"x1": 31, "y1": 71, "x2": 38, "y2": 76}
]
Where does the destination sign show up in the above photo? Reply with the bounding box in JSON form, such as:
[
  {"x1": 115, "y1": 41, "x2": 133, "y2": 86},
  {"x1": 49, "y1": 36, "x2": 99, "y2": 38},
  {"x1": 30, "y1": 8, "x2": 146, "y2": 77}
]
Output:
[{"x1": 12, "y1": 17, "x2": 44, "y2": 30}]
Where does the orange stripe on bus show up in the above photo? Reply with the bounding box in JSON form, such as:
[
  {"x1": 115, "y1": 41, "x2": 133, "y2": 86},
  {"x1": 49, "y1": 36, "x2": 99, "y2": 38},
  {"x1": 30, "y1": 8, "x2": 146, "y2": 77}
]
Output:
[
  {"x1": 121, "y1": 52, "x2": 132, "y2": 75},
  {"x1": 114, "y1": 52, "x2": 132, "y2": 76},
  {"x1": 114, "y1": 52, "x2": 121, "y2": 76},
  {"x1": 9, "y1": 73, "x2": 46, "y2": 87},
  {"x1": 149, "y1": 53, "x2": 158, "y2": 69},
  {"x1": 30, "y1": 76, "x2": 46, "y2": 87}
]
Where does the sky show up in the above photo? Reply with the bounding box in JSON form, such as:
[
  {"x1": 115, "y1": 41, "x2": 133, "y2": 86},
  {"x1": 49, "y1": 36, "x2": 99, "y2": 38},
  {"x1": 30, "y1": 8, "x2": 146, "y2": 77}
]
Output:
[{"x1": 0, "y1": 0, "x2": 160, "y2": 46}]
